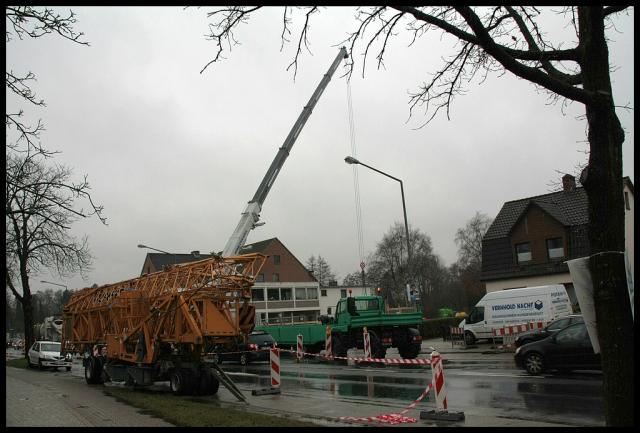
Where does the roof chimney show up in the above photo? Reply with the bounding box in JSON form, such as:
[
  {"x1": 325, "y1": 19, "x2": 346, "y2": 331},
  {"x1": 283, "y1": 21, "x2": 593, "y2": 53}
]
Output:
[{"x1": 562, "y1": 174, "x2": 576, "y2": 191}]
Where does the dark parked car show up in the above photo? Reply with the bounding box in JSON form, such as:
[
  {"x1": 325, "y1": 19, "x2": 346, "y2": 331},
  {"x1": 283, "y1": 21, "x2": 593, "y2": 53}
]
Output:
[
  {"x1": 514, "y1": 322, "x2": 601, "y2": 375},
  {"x1": 211, "y1": 331, "x2": 277, "y2": 366},
  {"x1": 514, "y1": 315, "x2": 584, "y2": 348}
]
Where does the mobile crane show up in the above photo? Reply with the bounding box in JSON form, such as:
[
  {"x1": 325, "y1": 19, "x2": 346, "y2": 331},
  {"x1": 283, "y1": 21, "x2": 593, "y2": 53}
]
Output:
[
  {"x1": 222, "y1": 46, "x2": 348, "y2": 257},
  {"x1": 61, "y1": 47, "x2": 348, "y2": 400}
]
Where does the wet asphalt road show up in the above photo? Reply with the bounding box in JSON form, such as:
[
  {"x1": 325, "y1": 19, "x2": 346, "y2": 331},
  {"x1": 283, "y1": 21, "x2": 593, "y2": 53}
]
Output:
[
  {"x1": 220, "y1": 346, "x2": 604, "y2": 427},
  {"x1": 6, "y1": 345, "x2": 604, "y2": 427}
]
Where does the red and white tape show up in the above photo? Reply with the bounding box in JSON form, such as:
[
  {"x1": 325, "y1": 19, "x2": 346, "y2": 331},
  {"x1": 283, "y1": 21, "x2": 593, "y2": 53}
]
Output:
[
  {"x1": 339, "y1": 380, "x2": 433, "y2": 424},
  {"x1": 279, "y1": 348, "x2": 432, "y2": 365}
]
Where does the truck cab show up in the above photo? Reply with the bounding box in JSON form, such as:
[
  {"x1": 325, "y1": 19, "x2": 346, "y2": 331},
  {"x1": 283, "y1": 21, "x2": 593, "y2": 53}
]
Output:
[{"x1": 334, "y1": 296, "x2": 382, "y2": 326}]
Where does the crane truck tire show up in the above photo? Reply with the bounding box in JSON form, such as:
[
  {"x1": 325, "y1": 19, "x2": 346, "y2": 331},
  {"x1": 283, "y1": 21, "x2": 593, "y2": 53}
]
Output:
[
  {"x1": 169, "y1": 370, "x2": 187, "y2": 395},
  {"x1": 84, "y1": 356, "x2": 104, "y2": 385},
  {"x1": 397, "y1": 328, "x2": 422, "y2": 359}
]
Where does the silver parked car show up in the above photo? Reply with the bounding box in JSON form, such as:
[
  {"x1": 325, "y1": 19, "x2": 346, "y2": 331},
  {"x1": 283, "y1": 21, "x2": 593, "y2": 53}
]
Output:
[{"x1": 28, "y1": 341, "x2": 72, "y2": 371}]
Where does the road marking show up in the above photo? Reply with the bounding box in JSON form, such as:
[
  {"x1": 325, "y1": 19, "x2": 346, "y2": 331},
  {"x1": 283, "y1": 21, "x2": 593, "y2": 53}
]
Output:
[{"x1": 226, "y1": 371, "x2": 261, "y2": 378}]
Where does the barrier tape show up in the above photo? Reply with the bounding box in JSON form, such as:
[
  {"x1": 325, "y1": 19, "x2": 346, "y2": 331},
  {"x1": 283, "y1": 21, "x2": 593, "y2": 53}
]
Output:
[
  {"x1": 339, "y1": 380, "x2": 433, "y2": 424},
  {"x1": 207, "y1": 347, "x2": 432, "y2": 365},
  {"x1": 279, "y1": 348, "x2": 432, "y2": 365}
]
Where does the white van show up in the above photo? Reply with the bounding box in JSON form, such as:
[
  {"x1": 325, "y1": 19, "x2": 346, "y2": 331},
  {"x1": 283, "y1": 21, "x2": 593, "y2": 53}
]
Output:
[{"x1": 459, "y1": 284, "x2": 573, "y2": 345}]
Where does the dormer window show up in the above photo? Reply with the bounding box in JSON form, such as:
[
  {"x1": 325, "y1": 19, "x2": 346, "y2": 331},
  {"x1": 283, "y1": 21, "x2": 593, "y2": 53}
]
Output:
[
  {"x1": 515, "y1": 242, "x2": 532, "y2": 264},
  {"x1": 546, "y1": 238, "x2": 565, "y2": 259}
]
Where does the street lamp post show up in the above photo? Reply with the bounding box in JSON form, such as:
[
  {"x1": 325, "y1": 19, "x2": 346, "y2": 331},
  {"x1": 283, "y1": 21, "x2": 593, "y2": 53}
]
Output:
[
  {"x1": 137, "y1": 244, "x2": 172, "y2": 255},
  {"x1": 137, "y1": 243, "x2": 176, "y2": 269},
  {"x1": 40, "y1": 280, "x2": 68, "y2": 290},
  {"x1": 344, "y1": 156, "x2": 413, "y2": 305}
]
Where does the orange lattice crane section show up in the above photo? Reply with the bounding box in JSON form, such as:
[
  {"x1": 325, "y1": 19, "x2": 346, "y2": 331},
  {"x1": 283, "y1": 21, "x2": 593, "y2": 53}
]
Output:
[{"x1": 62, "y1": 253, "x2": 266, "y2": 365}]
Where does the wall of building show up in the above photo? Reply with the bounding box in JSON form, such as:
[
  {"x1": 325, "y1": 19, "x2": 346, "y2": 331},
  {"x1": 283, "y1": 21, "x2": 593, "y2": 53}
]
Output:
[
  {"x1": 318, "y1": 286, "x2": 373, "y2": 317},
  {"x1": 510, "y1": 205, "x2": 568, "y2": 265}
]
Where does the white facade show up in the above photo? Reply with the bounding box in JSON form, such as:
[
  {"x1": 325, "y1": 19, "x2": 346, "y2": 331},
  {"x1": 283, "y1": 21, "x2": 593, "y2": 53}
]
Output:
[
  {"x1": 318, "y1": 285, "x2": 374, "y2": 317},
  {"x1": 252, "y1": 281, "x2": 321, "y2": 325}
]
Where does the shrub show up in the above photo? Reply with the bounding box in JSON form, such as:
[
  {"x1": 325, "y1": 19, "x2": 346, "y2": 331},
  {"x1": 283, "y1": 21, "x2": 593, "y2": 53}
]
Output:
[{"x1": 419, "y1": 317, "x2": 463, "y2": 339}]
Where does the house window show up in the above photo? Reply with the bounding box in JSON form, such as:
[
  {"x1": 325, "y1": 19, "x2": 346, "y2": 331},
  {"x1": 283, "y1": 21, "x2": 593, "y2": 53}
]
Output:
[
  {"x1": 273, "y1": 255, "x2": 281, "y2": 265},
  {"x1": 281, "y1": 288, "x2": 292, "y2": 301},
  {"x1": 515, "y1": 242, "x2": 532, "y2": 263},
  {"x1": 251, "y1": 288, "x2": 264, "y2": 302},
  {"x1": 267, "y1": 288, "x2": 280, "y2": 301},
  {"x1": 256, "y1": 273, "x2": 265, "y2": 282},
  {"x1": 321, "y1": 289, "x2": 327, "y2": 297},
  {"x1": 340, "y1": 289, "x2": 347, "y2": 298},
  {"x1": 295, "y1": 287, "x2": 307, "y2": 300},
  {"x1": 272, "y1": 273, "x2": 280, "y2": 282},
  {"x1": 307, "y1": 287, "x2": 318, "y2": 300},
  {"x1": 327, "y1": 307, "x2": 332, "y2": 315},
  {"x1": 546, "y1": 238, "x2": 565, "y2": 259}
]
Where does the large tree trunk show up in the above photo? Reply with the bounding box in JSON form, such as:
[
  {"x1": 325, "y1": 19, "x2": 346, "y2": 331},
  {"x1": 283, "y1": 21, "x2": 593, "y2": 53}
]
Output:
[{"x1": 578, "y1": 7, "x2": 634, "y2": 427}]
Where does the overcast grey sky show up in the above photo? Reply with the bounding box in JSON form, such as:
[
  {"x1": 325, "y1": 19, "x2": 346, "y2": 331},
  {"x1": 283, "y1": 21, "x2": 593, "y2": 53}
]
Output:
[{"x1": 7, "y1": 7, "x2": 634, "y2": 292}]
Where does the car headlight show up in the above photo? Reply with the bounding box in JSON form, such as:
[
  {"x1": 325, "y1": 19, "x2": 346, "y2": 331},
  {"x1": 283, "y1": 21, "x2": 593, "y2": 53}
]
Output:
[
  {"x1": 515, "y1": 347, "x2": 521, "y2": 355},
  {"x1": 65, "y1": 353, "x2": 72, "y2": 361}
]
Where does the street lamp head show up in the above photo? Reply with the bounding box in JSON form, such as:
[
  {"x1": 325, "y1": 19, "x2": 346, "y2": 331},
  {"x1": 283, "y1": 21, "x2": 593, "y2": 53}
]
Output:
[
  {"x1": 137, "y1": 244, "x2": 146, "y2": 249},
  {"x1": 344, "y1": 156, "x2": 360, "y2": 165}
]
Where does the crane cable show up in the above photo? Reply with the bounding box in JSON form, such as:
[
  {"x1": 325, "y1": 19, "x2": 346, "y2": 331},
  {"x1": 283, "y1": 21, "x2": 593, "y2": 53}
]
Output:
[{"x1": 346, "y1": 79, "x2": 365, "y2": 268}]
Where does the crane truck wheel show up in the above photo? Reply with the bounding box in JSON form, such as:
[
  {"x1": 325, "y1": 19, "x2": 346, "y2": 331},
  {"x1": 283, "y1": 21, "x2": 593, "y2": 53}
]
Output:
[
  {"x1": 170, "y1": 370, "x2": 187, "y2": 395},
  {"x1": 84, "y1": 356, "x2": 104, "y2": 385},
  {"x1": 198, "y1": 370, "x2": 220, "y2": 396}
]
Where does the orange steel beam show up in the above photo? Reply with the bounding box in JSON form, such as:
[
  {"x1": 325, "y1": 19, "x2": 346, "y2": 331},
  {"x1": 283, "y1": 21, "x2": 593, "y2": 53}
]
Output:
[{"x1": 62, "y1": 253, "x2": 266, "y2": 364}]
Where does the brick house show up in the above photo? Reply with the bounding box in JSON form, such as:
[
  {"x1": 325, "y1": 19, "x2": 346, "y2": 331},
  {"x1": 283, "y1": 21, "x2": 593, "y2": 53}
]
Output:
[
  {"x1": 139, "y1": 237, "x2": 320, "y2": 325},
  {"x1": 480, "y1": 174, "x2": 634, "y2": 309}
]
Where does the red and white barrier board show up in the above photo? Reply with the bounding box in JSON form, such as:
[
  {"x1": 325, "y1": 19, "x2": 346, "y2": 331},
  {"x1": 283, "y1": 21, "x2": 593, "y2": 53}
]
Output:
[
  {"x1": 296, "y1": 334, "x2": 303, "y2": 361},
  {"x1": 270, "y1": 348, "x2": 280, "y2": 388}
]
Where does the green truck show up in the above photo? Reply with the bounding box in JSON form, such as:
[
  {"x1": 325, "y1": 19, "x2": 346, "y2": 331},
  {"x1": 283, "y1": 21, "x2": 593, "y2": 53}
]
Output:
[{"x1": 255, "y1": 295, "x2": 425, "y2": 359}]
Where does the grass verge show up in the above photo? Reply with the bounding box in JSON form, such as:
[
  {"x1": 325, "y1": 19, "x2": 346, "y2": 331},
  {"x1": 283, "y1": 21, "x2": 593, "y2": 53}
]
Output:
[
  {"x1": 6, "y1": 357, "x2": 29, "y2": 369},
  {"x1": 102, "y1": 387, "x2": 320, "y2": 427}
]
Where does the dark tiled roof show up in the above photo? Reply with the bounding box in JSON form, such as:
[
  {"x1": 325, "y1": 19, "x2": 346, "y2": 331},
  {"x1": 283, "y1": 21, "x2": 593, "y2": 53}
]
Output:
[
  {"x1": 239, "y1": 238, "x2": 275, "y2": 254},
  {"x1": 147, "y1": 238, "x2": 277, "y2": 270},
  {"x1": 484, "y1": 187, "x2": 588, "y2": 240},
  {"x1": 147, "y1": 253, "x2": 214, "y2": 269}
]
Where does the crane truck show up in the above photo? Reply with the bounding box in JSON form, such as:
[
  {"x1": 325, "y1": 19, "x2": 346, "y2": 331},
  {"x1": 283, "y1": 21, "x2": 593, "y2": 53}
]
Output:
[{"x1": 61, "y1": 47, "x2": 349, "y2": 399}]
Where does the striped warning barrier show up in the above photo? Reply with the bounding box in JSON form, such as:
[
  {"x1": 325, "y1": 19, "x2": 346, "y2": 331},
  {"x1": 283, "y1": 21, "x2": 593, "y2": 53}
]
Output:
[
  {"x1": 529, "y1": 321, "x2": 547, "y2": 330},
  {"x1": 252, "y1": 347, "x2": 282, "y2": 395},
  {"x1": 325, "y1": 326, "x2": 332, "y2": 359},
  {"x1": 420, "y1": 351, "x2": 465, "y2": 421},
  {"x1": 296, "y1": 334, "x2": 303, "y2": 361},
  {"x1": 363, "y1": 328, "x2": 371, "y2": 359},
  {"x1": 270, "y1": 347, "x2": 280, "y2": 388},
  {"x1": 450, "y1": 327, "x2": 466, "y2": 348},
  {"x1": 492, "y1": 322, "x2": 547, "y2": 351}
]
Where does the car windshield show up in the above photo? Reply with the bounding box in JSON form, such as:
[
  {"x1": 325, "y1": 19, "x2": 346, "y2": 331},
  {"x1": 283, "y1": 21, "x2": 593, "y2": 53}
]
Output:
[
  {"x1": 40, "y1": 343, "x2": 61, "y2": 352},
  {"x1": 249, "y1": 333, "x2": 274, "y2": 345}
]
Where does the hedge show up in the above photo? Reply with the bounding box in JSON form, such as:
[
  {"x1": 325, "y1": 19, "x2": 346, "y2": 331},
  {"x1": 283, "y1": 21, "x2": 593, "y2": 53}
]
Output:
[{"x1": 419, "y1": 317, "x2": 464, "y2": 339}]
